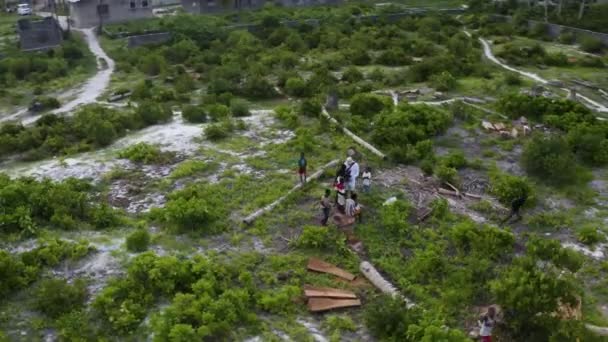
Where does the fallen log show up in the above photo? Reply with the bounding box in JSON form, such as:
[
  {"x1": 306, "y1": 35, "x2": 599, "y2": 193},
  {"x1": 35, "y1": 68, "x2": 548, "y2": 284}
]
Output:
[
  {"x1": 308, "y1": 258, "x2": 355, "y2": 281},
  {"x1": 242, "y1": 159, "x2": 339, "y2": 224},
  {"x1": 464, "y1": 192, "x2": 483, "y2": 199},
  {"x1": 438, "y1": 188, "x2": 461, "y2": 197},
  {"x1": 360, "y1": 261, "x2": 415, "y2": 308},
  {"x1": 304, "y1": 285, "x2": 357, "y2": 299},
  {"x1": 322, "y1": 107, "x2": 386, "y2": 159},
  {"x1": 308, "y1": 298, "x2": 361, "y2": 312}
]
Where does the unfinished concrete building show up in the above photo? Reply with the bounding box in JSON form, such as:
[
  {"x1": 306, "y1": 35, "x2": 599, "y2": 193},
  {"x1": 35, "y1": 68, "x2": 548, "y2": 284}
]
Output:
[
  {"x1": 68, "y1": 0, "x2": 153, "y2": 28},
  {"x1": 17, "y1": 17, "x2": 63, "y2": 52}
]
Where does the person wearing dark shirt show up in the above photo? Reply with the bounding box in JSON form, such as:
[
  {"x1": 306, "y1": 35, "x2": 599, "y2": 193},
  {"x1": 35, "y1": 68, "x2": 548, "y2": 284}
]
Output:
[
  {"x1": 320, "y1": 189, "x2": 332, "y2": 226},
  {"x1": 298, "y1": 152, "x2": 307, "y2": 184},
  {"x1": 501, "y1": 194, "x2": 527, "y2": 225}
]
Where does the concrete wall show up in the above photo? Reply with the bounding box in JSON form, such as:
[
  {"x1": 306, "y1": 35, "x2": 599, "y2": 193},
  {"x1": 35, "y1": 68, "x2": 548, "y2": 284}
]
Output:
[
  {"x1": 18, "y1": 17, "x2": 63, "y2": 51},
  {"x1": 70, "y1": 0, "x2": 153, "y2": 28},
  {"x1": 493, "y1": 15, "x2": 608, "y2": 47},
  {"x1": 528, "y1": 19, "x2": 608, "y2": 47},
  {"x1": 127, "y1": 31, "x2": 171, "y2": 47},
  {"x1": 182, "y1": 0, "x2": 264, "y2": 14}
]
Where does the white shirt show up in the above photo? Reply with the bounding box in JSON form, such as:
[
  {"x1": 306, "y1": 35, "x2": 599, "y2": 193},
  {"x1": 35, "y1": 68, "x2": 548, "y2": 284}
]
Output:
[
  {"x1": 362, "y1": 171, "x2": 371, "y2": 186},
  {"x1": 479, "y1": 316, "x2": 495, "y2": 337},
  {"x1": 349, "y1": 162, "x2": 360, "y2": 180},
  {"x1": 345, "y1": 198, "x2": 357, "y2": 216}
]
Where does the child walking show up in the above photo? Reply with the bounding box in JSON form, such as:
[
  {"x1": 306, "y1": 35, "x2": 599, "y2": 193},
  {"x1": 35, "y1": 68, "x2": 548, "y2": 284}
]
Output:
[{"x1": 362, "y1": 167, "x2": 372, "y2": 192}]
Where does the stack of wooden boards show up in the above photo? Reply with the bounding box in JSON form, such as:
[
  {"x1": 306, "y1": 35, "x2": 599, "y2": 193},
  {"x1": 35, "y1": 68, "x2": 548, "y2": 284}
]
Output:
[{"x1": 306, "y1": 258, "x2": 361, "y2": 312}]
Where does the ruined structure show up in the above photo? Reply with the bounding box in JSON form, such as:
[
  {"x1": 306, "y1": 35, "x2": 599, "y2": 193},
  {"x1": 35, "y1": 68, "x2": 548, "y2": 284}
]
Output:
[
  {"x1": 68, "y1": 0, "x2": 153, "y2": 28},
  {"x1": 17, "y1": 17, "x2": 63, "y2": 52}
]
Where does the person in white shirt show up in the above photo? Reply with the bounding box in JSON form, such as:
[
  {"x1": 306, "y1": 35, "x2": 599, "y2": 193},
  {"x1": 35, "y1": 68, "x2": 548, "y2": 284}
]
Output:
[
  {"x1": 345, "y1": 193, "x2": 361, "y2": 222},
  {"x1": 478, "y1": 306, "x2": 496, "y2": 342},
  {"x1": 361, "y1": 167, "x2": 372, "y2": 192},
  {"x1": 345, "y1": 157, "x2": 359, "y2": 192}
]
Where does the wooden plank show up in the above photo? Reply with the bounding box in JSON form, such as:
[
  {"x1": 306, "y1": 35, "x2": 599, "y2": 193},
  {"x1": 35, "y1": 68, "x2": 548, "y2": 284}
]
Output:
[
  {"x1": 307, "y1": 258, "x2": 355, "y2": 281},
  {"x1": 307, "y1": 298, "x2": 361, "y2": 312},
  {"x1": 303, "y1": 285, "x2": 357, "y2": 299}
]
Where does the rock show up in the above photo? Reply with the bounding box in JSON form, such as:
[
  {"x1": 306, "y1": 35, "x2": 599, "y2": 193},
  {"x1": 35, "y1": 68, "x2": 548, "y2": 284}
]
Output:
[
  {"x1": 383, "y1": 197, "x2": 397, "y2": 206},
  {"x1": 481, "y1": 120, "x2": 495, "y2": 131},
  {"x1": 547, "y1": 79, "x2": 564, "y2": 87}
]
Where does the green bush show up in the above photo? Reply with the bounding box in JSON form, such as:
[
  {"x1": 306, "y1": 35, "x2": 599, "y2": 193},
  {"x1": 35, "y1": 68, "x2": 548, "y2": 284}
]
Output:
[
  {"x1": 436, "y1": 165, "x2": 457, "y2": 184},
  {"x1": 299, "y1": 99, "x2": 322, "y2": 117},
  {"x1": 126, "y1": 229, "x2": 151, "y2": 252},
  {"x1": 558, "y1": 31, "x2": 576, "y2": 45},
  {"x1": 284, "y1": 77, "x2": 310, "y2": 97},
  {"x1": 274, "y1": 105, "x2": 299, "y2": 129},
  {"x1": 182, "y1": 105, "x2": 207, "y2": 123},
  {"x1": 257, "y1": 285, "x2": 300, "y2": 314},
  {"x1": 350, "y1": 93, "x2": 392, "y2": 118},
  {"x1": 118, "y1": 143, "x2": 170, "y2": 164},
  {"x1": 204, "y1": 121, "x2": 233, "y2": 141},
  {"x1": 170, "y1": 160, "x2": 217, "y2": 179},
  {"x1": 576, "y1": 225, "x2": 605, "y2": 246},
  {"x1": 230, "y1": 99, "x2": 250, "y2": 117},
  {"x1": 580, "y1": 36, "x2": 604, "y2": 53},
  {"x1": 296, "y1": 225, "x2": 347, "y2": 253},
  {"x1": 341, "y1": 66, "x2": 364, "y2": 83},
  {"x1": 33, "y1": 278, "x2": 87, "y2": 318},
  {"x1": 429, "y1": 71, "x2": 457, "y2": 91},
  {"x1": 34, "y1": 96, "x2": 61, "y2": 111},
  {"x1": 522, "y1": 134, "x2": 579, "y2": 186},
  {"x1": 489, "y1": 169, "x2": 534, "y2": 206}
]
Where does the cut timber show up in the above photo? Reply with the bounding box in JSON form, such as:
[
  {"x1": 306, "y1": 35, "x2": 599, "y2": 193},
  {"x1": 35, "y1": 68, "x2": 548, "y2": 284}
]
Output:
[
  {"x1": 307, "y1": 298, "x2": 361, "y2": 312},
  {"x1": 242, "y1": 159, "x2": 339, "y2": 224},
  {"x1": 303, "y1": 285, "x2": 357, "y2": 299},
  {"x1": 322, "y1": 107, "x2": 386, "y2": 159},
  {"x1": 586, "y1": 324, "x2": 608, "y2": 336},
  {"x1": 360, "y1": 261, "x2": 415, "y2": 308},
  {"x1": 308, "y1": 258, "x2": 355, "y2": 281}
]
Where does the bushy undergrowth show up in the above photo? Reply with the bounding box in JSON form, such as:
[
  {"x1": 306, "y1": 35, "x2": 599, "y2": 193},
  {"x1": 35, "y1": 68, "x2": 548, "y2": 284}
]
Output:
[
  {"x1": 0, "y1": 239, "x2": 92, "y2": 299},
  {"x1": 33, "y1": 278, "x2": 87, "y2": 318},
  {"x1": 0, "y1": 102, "x2": 171, "y2": 160},
  {"x1": 0, "y1": 174, "x2": 122, "y2": 235},
  {"x1": 126, "y1": 229, "x2": 151, "y2": 252},
  {"x1": 118, "y1": 143, "x2": 172, "y2": 164}
]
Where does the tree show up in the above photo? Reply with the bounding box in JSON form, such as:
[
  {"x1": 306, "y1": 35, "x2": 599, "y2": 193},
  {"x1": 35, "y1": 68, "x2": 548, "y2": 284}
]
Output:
[
  {"x1": 521, "y1": 134, "x2": 579, "y2": 186},
  {"x1": 284, "y1": 77, "x2": 309, "y2": 97},
  {"x1": 350, "y1": 93, "x2": 391, "y2": 118},
  {"x1": 34, "y1": 278, "x2": 87, "y2": 318}
]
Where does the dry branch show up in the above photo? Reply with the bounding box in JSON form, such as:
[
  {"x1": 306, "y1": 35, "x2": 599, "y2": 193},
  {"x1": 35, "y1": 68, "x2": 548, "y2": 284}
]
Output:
[
  {"x1": 242, "y1": 159, "x2": 339, "y2": 225},
  {"x1": 322, "y1": 107, "x2": 386, "y2": 159}
]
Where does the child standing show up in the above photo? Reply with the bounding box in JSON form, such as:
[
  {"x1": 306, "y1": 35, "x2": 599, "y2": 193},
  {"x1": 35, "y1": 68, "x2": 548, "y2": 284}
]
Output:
[
  {"x1": 362, "y1": 167, "x2": 372, "y2": 193},
  {"x1": 334, "y1": 177, "x2": 346, "y2": 213},
  {"x1": 320, "y1": 189, "x2": 332, "y2": 226},
  {"x1": 298, "y1": 152, "x2": 307, "y2": 184}
]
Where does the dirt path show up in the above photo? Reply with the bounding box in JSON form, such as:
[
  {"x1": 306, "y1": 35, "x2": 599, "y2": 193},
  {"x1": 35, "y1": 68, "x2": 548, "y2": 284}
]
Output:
[
  {"x1": 478, "y1": 37, "x2": 608, "y2": 114},
  {"x1": 1, "y1": 27, "x2": 115, "y2": 125}
]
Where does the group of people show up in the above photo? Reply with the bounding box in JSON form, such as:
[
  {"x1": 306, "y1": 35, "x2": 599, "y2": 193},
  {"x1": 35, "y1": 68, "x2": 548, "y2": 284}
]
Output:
[{"x1": 322, "y1": 156, "x2": 372, "y2": 226}]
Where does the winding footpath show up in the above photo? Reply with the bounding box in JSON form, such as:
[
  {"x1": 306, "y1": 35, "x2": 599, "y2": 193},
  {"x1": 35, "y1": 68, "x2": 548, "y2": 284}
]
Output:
[
  {"x1": 0, "y1": 28, "x2": 115, "y2": 125},
  {"x1": 477, "y1": 35, "x2": 608, "y2": 114}
]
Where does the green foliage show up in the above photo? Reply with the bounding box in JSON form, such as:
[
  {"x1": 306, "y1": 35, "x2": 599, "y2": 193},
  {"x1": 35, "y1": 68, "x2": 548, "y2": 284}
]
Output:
[
  {"x1": 429, "y1": 71, "x2": 457, "y2": 91},
  {"x1": 299, "y1": 98, "x2": 322, "y2": 117},
  {"x1": 257, "y1": 285, "x2": 300, "y2": 314},
  {"x1": 0, "y1": 239, "x2": 92, "y2": 299},
  {"x1": 170, "y1": 160, "x2": 217, "y2": 179},
  {"x1": 372, "y1": 104, "x2": 452, "y2": 163},
  {"x1": 576, "y1": 225, "x2": 605, "y2": 246},
  {"x1": 436, "y1": 164, "x2": 457, "y2": 184},
  {"x1": 274, "y1": 105, "x2": 299, "y2": 129},
  {"x1": 489, "y1": 169, "x2": 534, "y2": 205},
  {"x1": 230, "y1": 99, "x2": 250, "y2": 117},
  {"x1": 204, "y1": 121, "x2": 233, "y2": 141},
  {"x1": 323, "y1": 315, "x2": 357, "y2": 341},
  {"x1": 126, "y1": 229, "x2": 151, "y2": 252},
  {"x1": 152, "y1": 183, "x2": 227, "y2": 234},
  {"x1": 526, "y1": 237, "x2": 583, "y2": 273},
  {"x1": 181, "y1": 105, "x2": 207, "y2": 123},
  {"x1": 118, "y1": 143, "x2": 171, "y2": 164},
  {"x1": 580, "y1": 36, "x2": 604, "y2": 53},
  {"x1": 206, "y1": 104, "x2": 231, "y2": 122},
  {"x1": 0, "y1": 174, "x2": 120, "y2": 235},
  {"x1": 296, "y1": 225, "x2": 348, "y2": 254},
  {"x1": 522, "y1": 134, "x2": 580, "y2": 186},
  {"x1": 350, "y1": 93, "x2": 392, "y2": 118},
  {"x1": 526, "y1": 211, "x2": 572, "y2": 231},
  {"x1": 33, "y1": 96, "x2": 61, "y2": 111},
  {"x1": 284, "y1": 77, "x2": 310, "y2": 97},
  {"x1": 0, "y1": 101, "x2": 174, "y2": 160},
  {"x1": 450, "y1": 221, "x2": 515, "y2": 259},
  {"x1": 33, "y1": 278, "x2": 87, "y2": 318}
]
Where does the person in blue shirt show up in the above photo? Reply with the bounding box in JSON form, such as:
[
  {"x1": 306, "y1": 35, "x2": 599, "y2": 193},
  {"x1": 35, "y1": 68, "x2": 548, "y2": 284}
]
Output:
[{"x1": 298, "y1": 152, "x2": 307, "y2": 184}]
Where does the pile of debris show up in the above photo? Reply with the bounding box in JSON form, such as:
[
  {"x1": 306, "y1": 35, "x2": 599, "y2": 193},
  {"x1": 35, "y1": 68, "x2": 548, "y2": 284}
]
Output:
[
  {"x1": 481, "y1": 116, "x2": 532, "y2": 138},
  {"x1": 305, "y1": 258, "x2": 361, "y2": 312}
]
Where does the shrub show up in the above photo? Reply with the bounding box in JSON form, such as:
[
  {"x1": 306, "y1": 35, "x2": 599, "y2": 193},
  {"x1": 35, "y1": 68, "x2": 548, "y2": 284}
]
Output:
[
  {"x1": 118, "y1": 143, "x2": 170, "y2": 164},
  {"x1": 580, "y1": 36, "x2": 604, "y2": 53},
  {"x1": 257, "y1": 285, "x2": 300, "y2": 314},
  {"x1": 284, "y1": 77, "x2": 309, "y2": 97},
  {"x1": 204, "y1": 121, "x2": 232, "y2": 141},
  {"x1": 206, "y1": 104, "x2": 231, "y2": 122},
  {"x1": 341, "y1": 66, "x2": 364, "y2": 83},
  {"x1": 558, "y1": 31, "x2": 576, "y2": 45},
  {"x1": 296, "y1": 225, "x2": 347, "y2": 253},
  {"x1": 522, "y1": 134, "x2": 579, "y2": 186},
  {"x1": 299, "y1": 99, "x2": 322, "y2": 117},
  {"x1": 182, "y1": 105, "x2": 207, "y2": 123},
  {"x1": 436, "y1": 165, "x2": 457, "y2": 184},
  {"x1": 489, "y1": 170, "x2": 533, "y2": 206},
  {"x1": 420, "y1": 158, "x2": 434, "y2": 176},
  {"x1": 350, "y1": 93, "x2": 392, "y2": 118},
  {"x1": 34, "y1": 278, "x2": 87, "y2": 318},
  {"x1": 274, "y1": 105, "x2": 299, "y2": 129},
  {"x1": 429, "y1": 71, "x2": 457, "y2": 91},
  {"x1": 126, "y1": 229, "x2": 151, "y2": 252},
  {"x1": 576, "y1": 225, "x2": 605, "y2": 246},
  {"x1": 230, "y1": 99, "x2": 250, "y2": 117},
  {"x1": 34, "y1": 96, "x2": 61, "y2": 111},
  {"x1": 161, "y1": 197, "x2": 222, "y2": 233},
  {"x1": 170, "y1": 160, "x2": 217, "y2": 179},
  {"x1": 365, "y1": 295, "x2": 423, "y2": 341}
]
